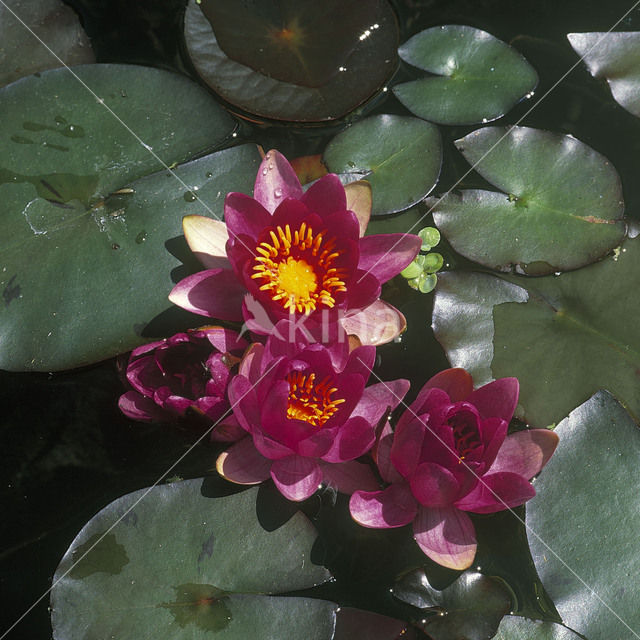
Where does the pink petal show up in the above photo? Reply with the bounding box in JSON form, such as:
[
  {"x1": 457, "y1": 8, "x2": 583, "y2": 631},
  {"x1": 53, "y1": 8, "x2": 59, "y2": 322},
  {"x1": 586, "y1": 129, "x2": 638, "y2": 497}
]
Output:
[
  {"x1": 118, "y1": 391, "x2": 167, "y2": 422},
  {"x1": 467, "y1": 377, "x2": 519, "y2": 422},
  {"x1": 410, "y1": 462, "x2": 460, "y2": 507},
  {"x1": 238, "y1": 343, "x2": 265, "y2": 381},
  {"x1": 344, "y1": 180, "x2": 372, "y2": 237},
  {"x1": 301, "y1": 173, "x2": 347, "y2": 218},
  {"x1": 224, "y1": 192, "x2": 272, "y2": 240},
  {"x1": 182, "y1": 215, "x2": 230, "y2": 269},
  {"x1": 251, "y1": 428, "x2": 295, "y2": 460},
  {"x1": 413, "y1": 505, "x2": 477, "y2": 570},
  {"x1": 227, "y1": 375, "x2": 259, "y2": 433},
  {"x1": 375, "y1": 421, "x2": 404, "y2": 484},
  {"x1": 204, "y1": 326, "x2": 248, "y2": 354},
  {"x1": 454, "y1": 472, "x2": 536, "y2": 514},
  {"x1": 390, "y1": 416, "x2": 426, "y2": 478},
  {"x1": 271, "y1": 456, "x2": 322, "y2": 501},
  {"x1": 357, "y1": 234, "x2": 422, "y2": 284},
  {"x1": 254, "y1": 149, "x2": 303, "y2": 213},
  {"x1": 423, "y1": 368, "x2": 474, "y2": 402},
  {"x1": 349, "y1": 483, "x2": 418, "y2": 528},
  {"x1": 489, "y1": 429, "x2": 559, "y2": 479},
  {"x1": 210, "y1": 420, "x2": 247, "y2": 442},
  {"x1": 341, "y1": 300, "x2": 407, "y2": 346},
  {"x1": 346, "y1": 270, "x2": 381, "y2": 311},
  {"x1": 216, "y1": 437, "x2": 272, "y2": 485},
  {"x1": 321, "y1": 416, "x2": 376, "y2": 463},
  {"x1": 319, "y1": 460, "x2": 380, "y2": 494},
  {"x1": 168, "y1": 269, "x2": 245, "y2": 321},
  {"x1": 351, "y1": 379, "x2": 410, "y2": 427}
]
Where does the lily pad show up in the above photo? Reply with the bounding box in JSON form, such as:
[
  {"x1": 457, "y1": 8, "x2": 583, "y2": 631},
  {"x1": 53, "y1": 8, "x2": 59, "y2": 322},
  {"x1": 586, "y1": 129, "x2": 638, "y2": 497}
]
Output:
[
  {"x1": 334, "y1": 607, "x2": 418, "y2": 640},
  {"x1": 568, "y1": 32, "x2": 640, "y2": 118},
  {"x1": 527, "y1": 391, "x2": 640, "y2": 639},
  {"x1": 393, "y1": 570, "x2": 511, "y2": 640},
  {"x1": 432, "y1": 237, "x2": 640, "y2": 426},
  {"x1": 0, "y1": 64, "x2": 257, "y2": 371},
  {"x1": 0, "y1": 0, "x2": 94, "y2": 87},
  {"x1": 51, "y1": 482, "x2": 336, "y2": 639},
  {"x1": 183, "y1": 0, "x2": 398, "y2": 122},
  {"x1": 494, "y1": 616, "x2": 583, "y2": 639},
  {"x1": 430, "y1": 126, "x2": 625, "y2": 275},
  {"x1": 393, "y1": 25, "x2": 537, "y2": 125},
  {"x1": 323, "y1": 115, "x2": 442, "y2": 215}
]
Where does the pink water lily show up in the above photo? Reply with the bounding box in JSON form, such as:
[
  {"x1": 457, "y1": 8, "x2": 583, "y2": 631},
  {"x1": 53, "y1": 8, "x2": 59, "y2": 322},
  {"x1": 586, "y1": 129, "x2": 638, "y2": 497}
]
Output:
[
  {"x1": 169, "y1": 150, "x2": 420, "y2": 345},
  {"x1": 216, "y1": 319, "x2": 410, "y2": 501},
  {"x1": 118, "y1": 327, "x2": 247, "y2": 441},
  {"x1": 349, "y1": 368, "x2": 558, "y2": 570}
]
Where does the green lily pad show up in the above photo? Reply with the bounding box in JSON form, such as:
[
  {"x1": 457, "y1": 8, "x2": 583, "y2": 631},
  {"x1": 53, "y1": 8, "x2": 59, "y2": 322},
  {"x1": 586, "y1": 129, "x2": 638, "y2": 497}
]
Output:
[
  {"x1": 430, "y1": 126, "x2": 625, "y2": 275},
  {"x1": 527, "y1": 391, "x2": 640, "y2": 639},
  {"x1": 334, "y1": 607, "x2": 418, "y2": 640},
  {"x1": 393, "y1": 570, "x2": 511, "y2": 640},
  {"x1": 432, "y1": 237, "x2": 640, "y2": 426},
  {"x1": 0, "y1": 64, "x2": 257, "y2": 371},
  {"x1": 0, "y1": 0, "x2": 94, "y2": 87},
  {"x1": 393, "y1": 25, "x2": 537, "y2": 125},
  {"x1": 494, "y1": 616, "x2": 583, "y2": 639},
  {"x1": 323, "y1": 115, "x2": 442, "y2": 215},
  {"x1": 568, "y1": 32, "x2": 640, "y2": 118},
  {"x1": 183, "y1": 0, "x2": 398, "y2": 122},
  {"x1": 51, "y1": 482, "x2": 336, "y2": 639}
]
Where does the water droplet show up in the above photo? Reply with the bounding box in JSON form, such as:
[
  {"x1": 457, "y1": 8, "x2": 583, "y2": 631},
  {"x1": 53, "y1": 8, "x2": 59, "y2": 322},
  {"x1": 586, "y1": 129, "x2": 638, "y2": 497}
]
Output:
[
  {"x1": 554, "y1": 271, "x2": 561, "y2": 276},
  {"x1": 490, "y1": 66, "x2": 495, "y2": 71},
  {"x1": 205, "y1": 172, "x2": 213, "y2": 178},
  {"x1": 347, "y1": 160, "x2": 356, "y2": 168},
  {"x1": 135, "y1": 230, "x2": 147, "y2": 244},
  {"x1": 482, "y1": 117, "x2": 489, "y2": 123},
  {"x1": 261, "y1": 168, "x2": 268, "y2": 176},
  {"x1": 274, "y1": 188, "x2": 283, "y2": 198},
  {"x1": 112, "y1": 242, "x2": 120, "y2": 250},
  {"x1": 183, "y1": 191, "x2": 197, "y2": 202}
]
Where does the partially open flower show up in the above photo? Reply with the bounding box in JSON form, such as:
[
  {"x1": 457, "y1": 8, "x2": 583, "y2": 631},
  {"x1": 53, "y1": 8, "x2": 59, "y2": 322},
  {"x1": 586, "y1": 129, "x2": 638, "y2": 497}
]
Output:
[
  {"x1": 118, "y1": 327, "x2": 247, "y2": 439},
  {"x1": 349, "y1": 368, "x2": 559, "y2": 570},
  {"x1": 169, "y1": 150, "x2": 420, "y2": 345},
  {"x1": 216, "y1": 320, "x2": 410, "y2": 501}
]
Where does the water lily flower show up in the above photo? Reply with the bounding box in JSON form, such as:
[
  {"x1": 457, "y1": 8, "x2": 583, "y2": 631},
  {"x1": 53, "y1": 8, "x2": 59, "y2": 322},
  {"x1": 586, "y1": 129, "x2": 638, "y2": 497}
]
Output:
[
  {"x1": 216, "y1": 320, "x2": 410, "y2": 501},
  {"x1": 118, "y1": 327, "x2": 247, "y2": 440},
  {"x1": 169, "y1": 150, "x2": 421, "y2": 345},
  {"x1": 349, "y1": 368, "x2": 559, "y2": 570}
]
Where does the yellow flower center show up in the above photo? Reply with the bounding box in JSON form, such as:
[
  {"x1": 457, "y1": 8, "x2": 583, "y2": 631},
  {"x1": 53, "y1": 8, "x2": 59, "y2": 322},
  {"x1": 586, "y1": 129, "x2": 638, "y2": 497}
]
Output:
[
  {"x1": 286, "y1": 371, "x2": 346, "y2": 428},
  {"x1": 251, "y1": 222, "x2": 347, "y2": 314}
]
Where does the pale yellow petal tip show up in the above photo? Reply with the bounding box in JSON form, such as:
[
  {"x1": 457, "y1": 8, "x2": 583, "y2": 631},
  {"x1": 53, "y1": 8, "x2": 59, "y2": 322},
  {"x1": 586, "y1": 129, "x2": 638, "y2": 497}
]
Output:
[
  {"x1": 215, "y1": 450, "x2": 263, "y2": 486},
  {"x1": 344, "y1": 180, "x2": 372, "y2": 237},
  {"x1": 432, "y1": 547, "x2": 477, "y2": 571}
]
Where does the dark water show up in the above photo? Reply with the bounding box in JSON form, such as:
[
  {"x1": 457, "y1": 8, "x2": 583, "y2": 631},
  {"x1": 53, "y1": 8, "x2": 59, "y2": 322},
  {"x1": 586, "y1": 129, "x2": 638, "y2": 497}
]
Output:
[{"x1": 3, "y1": 0, "x2": 640, "y2": 637}]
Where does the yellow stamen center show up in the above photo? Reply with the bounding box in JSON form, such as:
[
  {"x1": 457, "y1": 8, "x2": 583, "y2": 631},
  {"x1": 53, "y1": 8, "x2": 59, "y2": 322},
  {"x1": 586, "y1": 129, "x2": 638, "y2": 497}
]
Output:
[
  {"x1": 251, "y1": 222, "x2": 347, "y2": 314},
  {"x1": 286, "y1": 371, "x2": 346, "y2": 428}
]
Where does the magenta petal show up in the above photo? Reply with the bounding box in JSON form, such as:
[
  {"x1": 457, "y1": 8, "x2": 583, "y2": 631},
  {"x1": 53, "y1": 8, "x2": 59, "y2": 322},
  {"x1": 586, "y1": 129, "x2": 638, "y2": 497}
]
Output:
[
  {"x1": 271, "y1": 456, "x2": 322, "y2": 501},
  {"x1": 454, "y1": 472, "x2": 536, "y2": 514},
  {"x1": 349, "y1": 483, "x2": 418, "y2": 528},
  {"x1": 216, "y1": 437, "x2": 272, "y2": 485},
  {"x1": 375, "y1": 421, "x2": 403, "y2": 484},
  {"x1": 413, "y1": 505, "x2": 477, "y2": 570},
  {"x1": 423, "y1": 368, "x2": 474, "y2": 402},
  {"x1": 390, "y1": 416, "x2": 426, "y2": 478},
  {"x1": 489, "y1": 429, "x2": 559, "y2": 479},
  {"x1": 254, "y1": 149, "x2": 303, "y2": 213},
  {"x1": 321, "y1": 416, "x2": 376, "y2": 463},
  {"x1": 410, "y1": 462, "x2": 460, "y2": 507},
  {"x1": 319, "y1": 460, "x2": 379, "y2": 494},
  {"x1": 467, "y1": 377, "x2": 519, "y2": 422},
  {"x1": 224, "y1": 192, "x2": 272, "y2": 241},
  {"x1": 346, "y1": 270, "x2": 381, "y2": 310},
  {"x1": 341, "y1": 300, "x2": 407, "y2": 346},
  {"x1": 357, "y1": 234, "x2": 422, "y2": 284},
  {"x1": 169, "y1": 269, "x2": 245, "y2": 321},
  {"x1": 228, "y1": 375, "x2": 259, "y2": 433},
  {"x1": 118, "y1": 391, "x2": 167, "y2": 422},
  {"x1": 251, "y1": 428, "x2": 295, "y2": 460},
  {"x1": 301, "y1": 173, "x2": 347, "y2": 218},
  {"x1": 351, "y1": 379, "x2": 410, "y2": 426}
]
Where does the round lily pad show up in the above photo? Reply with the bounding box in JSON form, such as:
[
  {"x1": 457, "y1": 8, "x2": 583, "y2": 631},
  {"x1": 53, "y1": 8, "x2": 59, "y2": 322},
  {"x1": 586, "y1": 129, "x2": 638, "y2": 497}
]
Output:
[
  {"x1": 51, "y1": 482, "x2": 336, "y2": 640},
  {"x1": 527, "y1": 391, "x2": 640, "y2": 639},
  {"x1": 183, "y1": 0, "x2": 398, "y2": 122},
  {"x1": 494, "y1": 616, "x2": 583, "y2": 639},
  {"x1": 568, "y1": 32, "x2": 640, "y2": 118},
  {"x1": 0, "y1": 64, "x2": 254, "y2": 371},
  {"x1": 431, "y1": 126, "x2": 625, "y2": 274},
  {"x1": 393, "y1": 25, "x2": 537, "y2": 125},
  {"x1": 323, "y1": 114, "x2": 442, "y2": 215}
]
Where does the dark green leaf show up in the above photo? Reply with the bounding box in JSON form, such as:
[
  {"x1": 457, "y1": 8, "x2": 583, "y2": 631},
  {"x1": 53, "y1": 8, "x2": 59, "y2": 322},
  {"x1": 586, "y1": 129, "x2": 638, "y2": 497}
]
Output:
[
  {"x1": 324, "y1": 114, "x2": 442, "y2": 215},
  {"x1": 433, "y1": 237, "x2": 640, "y2": 426},
  {"x1": 431, "y1": 126, "x2": 625, "y2": 274},
  {"x1": 494, "y1": 616, "x2": 584, "y2": 639},
  {"x1": 334, "y1": 607, "x2": 418, "y2": 640},
  {"x1": 51, "y1": 482, "x2": 336, "y2": 640},
  {"x1": 393, "y1": 25, "x2": 537, "y2": 125},
  {"x1": 527, "y1": 392, "x2": 640, "y2": 639},
  {"x1": 184, "y1": 0, "x2": 398, "y2": 122}
]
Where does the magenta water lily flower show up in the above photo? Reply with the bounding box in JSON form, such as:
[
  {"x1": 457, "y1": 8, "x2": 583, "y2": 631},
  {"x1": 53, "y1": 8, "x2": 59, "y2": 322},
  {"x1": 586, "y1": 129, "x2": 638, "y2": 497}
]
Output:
[
  {"x1": 119, "y1": 327, "x2": 247, "y2": 440},
  {"x1": 169, "y1": 150, "x2": 421, "y2": 345},
  {"x1": 349, "y1": 368, "x2": 559, "y2": 570},
  {"x1": 216, "y1": 320, "x2": 410, "y2": 501}
]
